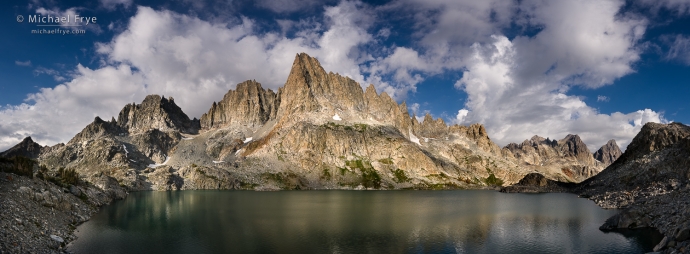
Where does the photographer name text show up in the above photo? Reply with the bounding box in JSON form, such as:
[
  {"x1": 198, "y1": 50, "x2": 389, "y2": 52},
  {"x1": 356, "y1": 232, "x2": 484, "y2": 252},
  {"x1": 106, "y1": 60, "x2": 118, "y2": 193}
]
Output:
[{"x1": 27, "y1": 14, "x2": 97, "y2": 25}]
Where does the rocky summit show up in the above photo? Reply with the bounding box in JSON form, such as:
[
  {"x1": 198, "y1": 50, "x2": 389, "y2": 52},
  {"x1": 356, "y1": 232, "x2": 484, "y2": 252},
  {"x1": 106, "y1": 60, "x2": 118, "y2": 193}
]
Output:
[
  {"x1": 593, "y1": 139, "x2": 623, "y2": 165},
  {"x1": 1, "y1": 53, "x2": 633, "y2": 252}
]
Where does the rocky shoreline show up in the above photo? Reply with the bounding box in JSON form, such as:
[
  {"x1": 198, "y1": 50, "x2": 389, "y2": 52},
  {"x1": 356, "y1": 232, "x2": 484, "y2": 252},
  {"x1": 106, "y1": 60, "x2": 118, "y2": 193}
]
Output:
[{"x1": 0, "y1": 172, "x2": 126, "y2": 254}]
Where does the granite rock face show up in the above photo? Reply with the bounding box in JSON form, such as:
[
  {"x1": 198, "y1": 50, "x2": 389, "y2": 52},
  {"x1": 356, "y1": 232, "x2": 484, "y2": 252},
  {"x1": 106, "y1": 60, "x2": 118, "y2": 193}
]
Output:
[
  {"x1": 200, "y1": 80, "x2": 278, "y2": 129},
  {"x1": 118, "y1": 95, "x2": 199, "y2": 134},
  {"x1": 3, "y1": 53, "x2": 620, "y2": 194},
  {"x1": 593, "y1": 139, "x2": 622, "y2": 165},
  {"x1": 502, "y1": 134, "x2": 610, "y2": 182}
]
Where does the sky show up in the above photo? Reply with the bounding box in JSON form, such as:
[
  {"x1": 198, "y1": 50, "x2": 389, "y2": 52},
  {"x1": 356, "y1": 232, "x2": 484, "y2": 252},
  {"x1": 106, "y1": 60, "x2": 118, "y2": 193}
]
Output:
[{"x1": 1, "y1": 0, "x2": 689, "y2": 153}]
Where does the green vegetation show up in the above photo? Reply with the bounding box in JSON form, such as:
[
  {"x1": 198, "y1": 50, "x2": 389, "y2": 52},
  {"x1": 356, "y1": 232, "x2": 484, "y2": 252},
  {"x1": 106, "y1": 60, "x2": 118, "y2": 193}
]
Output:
[
  {"x1": 344, "y1": 159, "x2": 381, "y2": 188},
  {"x1": 37, "y1": 165, "x2": 80, "y2": 187},
  {"x1": 392, "y1": 169, "x2": 410, "y2": 183},
  {"x1": 378, "y1": 158, "x2": 393, "y2": 165},
  {"x1": 196, "y1": 168, "x2": 219, "y2": 181},
  {"x1": 322, "y1": 168, "x2": 332, "y2": 180},
  {"x1": 484, "y1": 173, "x2": 504, "y2": 187},
  {"x1": 353, "y1": 123, "x2": 368, "y2": 132},
  {"x1": 0, "y1": 156, "x2": 36, "y2": 178},
  {"x1": 360, "y1": 167, "x2": 381, "y2": 188}
]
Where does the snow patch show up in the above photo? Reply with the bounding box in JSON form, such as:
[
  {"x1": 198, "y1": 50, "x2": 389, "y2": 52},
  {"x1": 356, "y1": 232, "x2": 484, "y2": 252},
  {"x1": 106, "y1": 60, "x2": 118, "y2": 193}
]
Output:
[
  {"x1": 147, "y1": 156, "x2": 171, "y2": 168},
  {"x1": 409, "y1": 130, "x2": 421, "y2": 146},
  {"x1": 129, "y1": 159, "x2": 136, "y2": 163},
  {"x1": 182, "y1": 137, "x2": 193, "y2": 140},
  {"x1": 122, "y1": 145, "x2": 129, "y2": 157},
  {"x1": 213, "y1": 160, "x2": 224, "y2": 164},
  {"x1": 333, "y1": 114, "x2": 342, "y2": 121},
  {"x1": 243, "y1": 137, "x2": 253, "y2": 143},
  {"x1": 423, "y1": 137, "x2": 429, "y2": 143},
  {"x1": 235, "y1": 149, "x2": 243, "y2": 155}
]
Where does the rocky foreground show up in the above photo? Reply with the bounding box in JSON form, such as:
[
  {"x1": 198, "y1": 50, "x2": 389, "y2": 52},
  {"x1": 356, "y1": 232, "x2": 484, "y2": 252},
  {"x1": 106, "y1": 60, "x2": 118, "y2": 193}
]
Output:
[
  {"x1": 502, "y1": 122, "x2": 690, "y2": 253},
  {"x1": 0, "y1": 158, "x2": 127, "y2": 253}
]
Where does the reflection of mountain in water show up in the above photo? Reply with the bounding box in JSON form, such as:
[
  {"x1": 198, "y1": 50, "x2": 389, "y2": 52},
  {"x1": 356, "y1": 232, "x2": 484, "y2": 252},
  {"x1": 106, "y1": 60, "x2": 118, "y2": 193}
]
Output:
[{"x1": 70, "y1": 191, "x2": 656, "y2": 254}]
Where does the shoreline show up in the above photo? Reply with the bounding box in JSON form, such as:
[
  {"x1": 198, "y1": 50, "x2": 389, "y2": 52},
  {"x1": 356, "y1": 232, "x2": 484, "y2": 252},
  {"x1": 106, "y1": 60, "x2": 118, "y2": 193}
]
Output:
[{"x1": 1, "y1": 170, "x2": 668, "y2": 253}]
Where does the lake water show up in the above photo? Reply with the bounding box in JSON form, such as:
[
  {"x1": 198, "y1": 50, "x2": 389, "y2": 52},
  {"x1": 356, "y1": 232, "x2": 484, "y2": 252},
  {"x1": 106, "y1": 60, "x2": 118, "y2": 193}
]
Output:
[{"x1": 68, "y1": 190, "x2": 661, "y2": 254}]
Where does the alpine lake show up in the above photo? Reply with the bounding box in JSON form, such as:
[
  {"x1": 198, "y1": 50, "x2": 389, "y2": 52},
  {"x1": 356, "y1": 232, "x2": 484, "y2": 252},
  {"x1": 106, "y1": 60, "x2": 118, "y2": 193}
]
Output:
[{"x1": 67, "y1": 190, "x2": 661, "y2": 254}]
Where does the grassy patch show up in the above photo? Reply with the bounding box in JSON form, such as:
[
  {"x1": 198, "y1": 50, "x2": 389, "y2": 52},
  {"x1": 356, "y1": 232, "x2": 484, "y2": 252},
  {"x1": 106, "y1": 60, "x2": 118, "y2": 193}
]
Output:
[
  {"x1": 195, "y1": 168, "x2": 219, "y2": 181},
  {"x1": 483, "y1": 173, "x2": 504, "y2": 187},
  {"x1": 360, "y1": 167, "x2": 381, "y2": 189},
  {"x1": 392, "y1": 169, "x2": 410, "y2": 183},
  {"x1": 378, "y1": 158, "x2": 393, "y2": 165}
]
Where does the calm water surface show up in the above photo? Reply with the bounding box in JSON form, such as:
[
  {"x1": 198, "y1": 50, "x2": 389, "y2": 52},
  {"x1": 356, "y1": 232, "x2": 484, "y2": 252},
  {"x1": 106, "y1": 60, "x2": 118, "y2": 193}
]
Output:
[{"x1": 68, "y1": 190, "x2": 660, "y2": 254}]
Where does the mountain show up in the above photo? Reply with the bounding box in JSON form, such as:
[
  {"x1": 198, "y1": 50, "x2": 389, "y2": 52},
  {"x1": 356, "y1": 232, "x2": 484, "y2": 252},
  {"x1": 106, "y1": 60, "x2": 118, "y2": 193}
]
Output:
[
  {"x1": 593, "y1": 139, "x2": 622, "y2": 165},
  {"x1": 4, "y1": 53, "x2": 621, "y2": 192},
  {"x1": 0, "y1": 137, "x2": 44, "y2": 159},
  {"x1": 501, "y1": 134, "x2": 617, "y2": 182}
]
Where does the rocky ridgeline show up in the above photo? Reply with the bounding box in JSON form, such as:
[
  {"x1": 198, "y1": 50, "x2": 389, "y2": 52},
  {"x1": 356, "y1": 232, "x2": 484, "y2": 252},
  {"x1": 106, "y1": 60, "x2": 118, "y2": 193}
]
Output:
[
  {"x1": 5, "y1": 53, "x2": 625, "y2": 193},
  {"x1": 1, "y1": 53, "x2": 630, "y2": 252},
  {"x1": 502, "y1": 122, "x2": 690, "y2": 253},
  {"x1": 502, "y1": 134, "x2": 614, "y2": 182}
]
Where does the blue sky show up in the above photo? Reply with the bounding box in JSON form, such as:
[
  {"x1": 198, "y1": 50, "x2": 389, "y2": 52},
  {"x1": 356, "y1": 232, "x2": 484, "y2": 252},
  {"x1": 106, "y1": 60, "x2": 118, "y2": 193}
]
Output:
[{"x1": 1, "y1": 0, "x2": 689, "y2": 152}]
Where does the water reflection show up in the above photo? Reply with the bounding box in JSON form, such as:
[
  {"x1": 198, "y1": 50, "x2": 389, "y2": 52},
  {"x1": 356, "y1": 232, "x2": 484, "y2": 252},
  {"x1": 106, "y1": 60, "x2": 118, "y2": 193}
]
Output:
[{"x1": 69, "y1": 190, "x2": 658, "y2": 254}]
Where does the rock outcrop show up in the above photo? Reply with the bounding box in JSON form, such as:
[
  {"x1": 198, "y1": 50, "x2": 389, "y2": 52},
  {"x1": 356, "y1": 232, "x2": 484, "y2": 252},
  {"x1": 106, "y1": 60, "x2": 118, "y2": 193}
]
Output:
[
  {"x1": 502, "y1": 134, "x2": 608, "y2": 182},
  {"x1": 200, "y1": 80, "x2": 278, "y2": 129},
  {"x1": 593, "y1": 139, "x2": 622, "y2": 165},
  {"x1": 573, "y1": 122, "x2": 690, "y2": 253},
  {"x1": 0, "y1": 137, "x2": 44, "y2": 159},
  {"x1": 118, "y1": 95, "x2": 199, "y2": 134}
]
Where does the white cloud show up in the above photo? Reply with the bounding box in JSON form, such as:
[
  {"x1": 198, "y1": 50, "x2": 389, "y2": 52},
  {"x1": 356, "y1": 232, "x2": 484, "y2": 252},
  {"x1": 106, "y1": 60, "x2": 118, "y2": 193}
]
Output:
[
  {"x1": 0, "y1": 64, "x2": 145, "y2": 151},
  {"x1": 99, "y1": 0, "x2": 132, "y2": 10},
  {"x1": 639, "y1": 0, "x2": 690, "y2": 16},
  {"x1": 255, "y1": 0, "x2": 328, "y2": 13},
  {"x1": 597, "y1": 95, "x2": 610, "y2": 102},
  {"x1": 665, "y1": 34, "x2": 690, "y2": 65},
  {"x1": 33, "y1": 67, "x2": 66, "y2": 82},
  {"x1": 15, "y1": 60, "x2": 32, "y2": 67},
  {"x1": 455, "y1": 32, "x2": 664, "y2": 151},
  {"x1": 1, "y1": 2, "x2": 379, "y2": 151}
]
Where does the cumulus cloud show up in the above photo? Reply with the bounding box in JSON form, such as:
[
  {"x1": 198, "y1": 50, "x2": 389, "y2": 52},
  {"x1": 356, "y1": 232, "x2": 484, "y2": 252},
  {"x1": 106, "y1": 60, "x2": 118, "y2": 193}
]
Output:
[
  {"x1": 597, "y1": 95, "x2": 610, "y2": 102},
  {"x1": 455, "y1": 30, "x2": 663, "y2": 151},
  {"x1": 0, "y1": 64, "x2": 145, "y2": 151},
  {"x1": 0, "y1": 1, "x2": 379, "y2": 151}
]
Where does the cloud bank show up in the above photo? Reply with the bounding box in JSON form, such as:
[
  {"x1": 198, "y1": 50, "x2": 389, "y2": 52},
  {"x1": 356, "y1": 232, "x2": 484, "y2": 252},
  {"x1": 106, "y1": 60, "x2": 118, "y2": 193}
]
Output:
[{"x1": 0, "y1": 0, "x2": 674, "y2": 153}]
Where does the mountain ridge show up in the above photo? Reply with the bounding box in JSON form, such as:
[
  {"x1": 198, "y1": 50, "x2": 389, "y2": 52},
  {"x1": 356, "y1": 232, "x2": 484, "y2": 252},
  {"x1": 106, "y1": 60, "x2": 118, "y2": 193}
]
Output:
[{"x1": 3, "y1": 53, "x2": 622, "y2": 192}]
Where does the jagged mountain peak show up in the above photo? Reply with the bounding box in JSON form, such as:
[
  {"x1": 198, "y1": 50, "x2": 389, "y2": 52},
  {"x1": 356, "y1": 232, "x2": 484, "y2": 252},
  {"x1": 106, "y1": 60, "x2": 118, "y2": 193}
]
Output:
[
  {"x1": 200, "y1": 79, "x2": 278, "y2": 129},
  {"x1": 68, "y1": 116, "x2": 123, "y2": 144},
  {"x1": 593, "y1": 139, "x2": 622, "y2": 164},
  {"x1": 0, "y1": 136, "x2": 44, "y2": 159},
  {"x1": 117, "y1": 94, "x2": 199, "y2": 134},
  {"x1": 621, "y1": 122, "x2": 690, "y2": 162}
]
